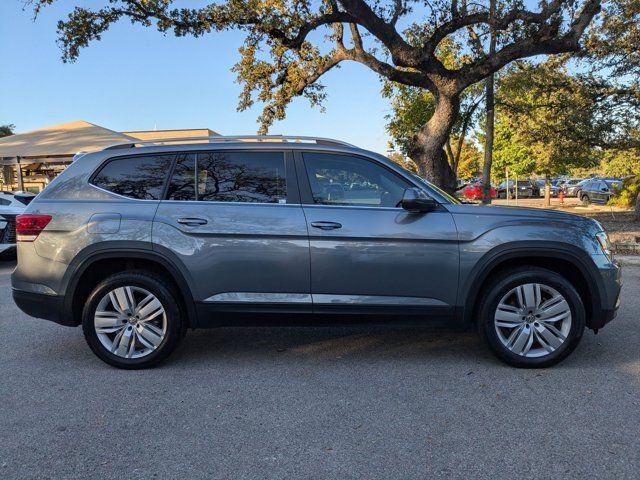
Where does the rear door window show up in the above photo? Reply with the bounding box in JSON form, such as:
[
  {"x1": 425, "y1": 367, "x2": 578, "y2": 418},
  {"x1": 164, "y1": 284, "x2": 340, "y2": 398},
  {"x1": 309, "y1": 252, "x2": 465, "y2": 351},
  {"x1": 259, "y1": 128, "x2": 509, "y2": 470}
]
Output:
[
  {"x1": 166, "y1": 151, "x2": 287, "y2": 203},
  {"x1": 92, "y1": 154, "x2": 174, "y2": 200}
]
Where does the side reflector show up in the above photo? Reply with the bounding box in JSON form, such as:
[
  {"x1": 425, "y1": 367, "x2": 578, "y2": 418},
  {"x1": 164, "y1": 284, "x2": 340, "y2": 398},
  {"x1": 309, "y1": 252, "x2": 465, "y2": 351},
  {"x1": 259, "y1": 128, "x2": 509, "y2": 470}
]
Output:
[{"x1": 15, "y1": 214, "x2": 52, "y2": 242}]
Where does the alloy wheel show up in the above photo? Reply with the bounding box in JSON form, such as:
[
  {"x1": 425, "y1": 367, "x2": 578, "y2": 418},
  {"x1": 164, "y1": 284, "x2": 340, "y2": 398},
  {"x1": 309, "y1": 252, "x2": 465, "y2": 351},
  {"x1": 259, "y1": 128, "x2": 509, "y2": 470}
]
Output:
[
  {"x1": 494, "y1": 283, "x2": 572, "y2": 358},
  {"x1": 94, "y1": 286, "x2": 167, "y2": 359}
]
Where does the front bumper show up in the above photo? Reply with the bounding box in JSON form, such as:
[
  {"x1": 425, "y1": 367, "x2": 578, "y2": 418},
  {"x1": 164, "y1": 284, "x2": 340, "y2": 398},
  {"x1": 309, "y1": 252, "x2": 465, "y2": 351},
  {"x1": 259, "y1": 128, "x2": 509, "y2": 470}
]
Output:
[
  {"x1": 12, "y1": 289, "x2": 74, "y2": 326},
  {"x1": 589, "y1": 260, "x2": 622, "y2": 330}
]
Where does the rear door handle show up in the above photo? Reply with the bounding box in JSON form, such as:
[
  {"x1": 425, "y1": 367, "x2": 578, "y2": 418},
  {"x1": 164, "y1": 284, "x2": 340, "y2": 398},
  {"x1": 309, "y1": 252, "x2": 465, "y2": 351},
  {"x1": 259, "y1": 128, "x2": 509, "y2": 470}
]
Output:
[
  {"x1": 311, "y1": 221, "x2": 342, "y2": 230},
  {"x1": 177, "y1": 217, "x2": 208, "y2": 226}
]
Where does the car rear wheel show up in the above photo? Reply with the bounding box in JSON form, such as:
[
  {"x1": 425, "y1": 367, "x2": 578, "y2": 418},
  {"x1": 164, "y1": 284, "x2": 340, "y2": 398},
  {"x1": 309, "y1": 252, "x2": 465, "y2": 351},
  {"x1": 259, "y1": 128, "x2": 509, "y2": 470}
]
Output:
[
  {"x1": 477, "y1": 267, "x2": 585, "y2": 368},
  {"x1": 581, "y1": 195, "x2": 590, "y2": 206},
  {"x1": 81, "y1": 270, "x2": 185, "y2": 369}
]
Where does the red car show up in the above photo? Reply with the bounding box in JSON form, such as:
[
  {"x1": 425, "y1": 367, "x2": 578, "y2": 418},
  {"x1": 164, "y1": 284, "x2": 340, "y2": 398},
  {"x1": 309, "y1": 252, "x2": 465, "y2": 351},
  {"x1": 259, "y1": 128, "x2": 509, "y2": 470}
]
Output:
[{"x1": 460, "y1": 183, "x2": 496, "y2": 200}]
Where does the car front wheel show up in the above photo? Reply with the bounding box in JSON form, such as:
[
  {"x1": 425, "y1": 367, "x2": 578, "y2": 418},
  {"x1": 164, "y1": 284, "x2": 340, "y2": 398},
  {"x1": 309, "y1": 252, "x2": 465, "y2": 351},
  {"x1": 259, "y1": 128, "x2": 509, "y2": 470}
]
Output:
[
  {"x1": 477, "y1": 267, "x2": 585, "y2": 368},
  {"x1": 581, "y1": 195, "x2": 590, "y2": 206},
  {"x1": 81, "y1": 270, "x2": 185, "y2": 369}
]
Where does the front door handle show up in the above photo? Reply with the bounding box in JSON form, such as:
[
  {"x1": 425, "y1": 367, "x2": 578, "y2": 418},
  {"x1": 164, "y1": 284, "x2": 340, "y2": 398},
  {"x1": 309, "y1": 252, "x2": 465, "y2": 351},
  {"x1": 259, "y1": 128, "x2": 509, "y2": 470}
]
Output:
[
  {"x1": 177, "y1": 217, "x2": 208, "y2": 226},
  {"x1": 311, "y1": 221, "x2": 342, "y2": 230}
]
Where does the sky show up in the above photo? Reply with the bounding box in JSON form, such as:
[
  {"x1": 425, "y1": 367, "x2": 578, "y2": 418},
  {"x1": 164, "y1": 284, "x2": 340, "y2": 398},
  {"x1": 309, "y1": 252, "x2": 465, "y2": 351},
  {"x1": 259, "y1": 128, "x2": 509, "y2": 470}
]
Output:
[{"x1": 0, "y1": 1, "x2": 393, "y2": 154}]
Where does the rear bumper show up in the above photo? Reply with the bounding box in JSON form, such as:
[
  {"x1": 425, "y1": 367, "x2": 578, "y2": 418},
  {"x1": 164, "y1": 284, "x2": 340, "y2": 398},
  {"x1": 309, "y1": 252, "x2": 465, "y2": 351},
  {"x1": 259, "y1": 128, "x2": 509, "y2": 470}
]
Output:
[{"x1": 12, "y1": 289, "x2": 74, "y2": 326}]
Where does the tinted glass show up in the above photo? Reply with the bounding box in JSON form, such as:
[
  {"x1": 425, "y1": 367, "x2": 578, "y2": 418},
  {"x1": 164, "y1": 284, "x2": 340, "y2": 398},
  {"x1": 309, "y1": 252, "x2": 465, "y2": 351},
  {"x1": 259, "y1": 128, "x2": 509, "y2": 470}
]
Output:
[
  {"x1": 166, "y1": 151, "x2": 286, "y2": 203},
  {"x1": 303, "y1": 153, "x2": 411, "y2": 207},
  {"x1": 197, "y1": 151, "x2": 285, "y2": 203},
  {"x1": 92, "y1": 155, "x2": 173, "y2": 200},
  {"x1": 167, "y1": 153, "x2": 196, "y2": 201},
  {"x1": 0, "y1": 198, "x2": 10, "y2": 206}
]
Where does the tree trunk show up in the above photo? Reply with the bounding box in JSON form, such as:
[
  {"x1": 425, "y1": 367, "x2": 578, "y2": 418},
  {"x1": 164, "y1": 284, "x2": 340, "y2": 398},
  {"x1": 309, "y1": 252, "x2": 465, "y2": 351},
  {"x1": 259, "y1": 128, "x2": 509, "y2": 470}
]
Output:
[
  {"x1": 481, "y1": 0, "x2": 497, "y2": 205},
  {"x1": 544, "y1": 174, "x2": 551, "y2": 207},
  {"x1": 635, "y1": 190, "x2": 640, "y2": 221},
  {"x1": 410, "y1": 93, "x2": 460, "y2": 193},
  {"x1": 481, "y1": 73, "x2": 495, "y2": 205}
]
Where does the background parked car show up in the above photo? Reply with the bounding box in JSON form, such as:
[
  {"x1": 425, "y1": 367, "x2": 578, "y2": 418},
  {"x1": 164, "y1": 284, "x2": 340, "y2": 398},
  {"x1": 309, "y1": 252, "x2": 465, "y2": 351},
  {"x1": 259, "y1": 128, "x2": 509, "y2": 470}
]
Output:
[
  {"x1": 497, "y1": 180, "x2": 540, "y2": 199},
  {"x1": 459, "y1": 182, "x2": 496, "y2": 200},
  {"x1": 563, "y1": 179, "x2": 587, "y2": 197},
  {"x1": 579, "y1": 179, "x2": 617, "y2": 205},
  {"x1": 0, "y1": 191, "x2": 36, "y2": 257},
  {"x1": 534, "y1": 180, "x2": 559, "y2": 197}
]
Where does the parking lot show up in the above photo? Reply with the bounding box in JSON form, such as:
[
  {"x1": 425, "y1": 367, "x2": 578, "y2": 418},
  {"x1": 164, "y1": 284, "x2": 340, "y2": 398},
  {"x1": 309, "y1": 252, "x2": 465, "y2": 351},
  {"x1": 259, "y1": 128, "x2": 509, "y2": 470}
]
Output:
[{"x1": 1, "y1": 258, "x2": 639, "y2": 479}]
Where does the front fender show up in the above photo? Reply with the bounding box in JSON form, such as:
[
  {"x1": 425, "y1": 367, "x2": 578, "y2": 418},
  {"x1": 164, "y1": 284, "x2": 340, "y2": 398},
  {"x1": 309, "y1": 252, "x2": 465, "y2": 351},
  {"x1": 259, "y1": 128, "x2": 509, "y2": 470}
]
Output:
[{"x1": 458, "y1": 240, "x2": 604, "y2": 326}]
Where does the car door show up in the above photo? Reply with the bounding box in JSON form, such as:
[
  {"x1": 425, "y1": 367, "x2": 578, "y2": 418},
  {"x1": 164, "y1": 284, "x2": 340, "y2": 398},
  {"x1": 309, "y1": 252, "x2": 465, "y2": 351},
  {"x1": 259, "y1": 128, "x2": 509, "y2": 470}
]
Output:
[
  {"x1": 296, "y1": 151, "x2": 459, "y2": 316},
  {"x1": 596, "y1": 180, "x2": 610, "y2": 204},
  {"x1": 152, "y1": 149, "x2": 311, "y2": 311}
]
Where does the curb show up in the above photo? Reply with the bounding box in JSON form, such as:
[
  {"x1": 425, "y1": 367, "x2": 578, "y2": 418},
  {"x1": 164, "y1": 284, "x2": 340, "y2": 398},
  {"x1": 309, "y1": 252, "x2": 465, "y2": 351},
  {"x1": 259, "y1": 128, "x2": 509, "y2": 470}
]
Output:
[{"x1": 615, "y1": 255, "x2": 640, "y2": 267}]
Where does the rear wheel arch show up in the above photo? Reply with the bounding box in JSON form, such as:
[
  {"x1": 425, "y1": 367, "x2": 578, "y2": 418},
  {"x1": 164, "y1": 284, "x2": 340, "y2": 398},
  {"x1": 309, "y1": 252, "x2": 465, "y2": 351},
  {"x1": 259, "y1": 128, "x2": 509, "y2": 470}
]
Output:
[
  {"x1": 463, "y1": 246, "x2": 602, "y2": 329},
  {"x1": 63, "y1": 249, "x2": 197, "y2": 328}
]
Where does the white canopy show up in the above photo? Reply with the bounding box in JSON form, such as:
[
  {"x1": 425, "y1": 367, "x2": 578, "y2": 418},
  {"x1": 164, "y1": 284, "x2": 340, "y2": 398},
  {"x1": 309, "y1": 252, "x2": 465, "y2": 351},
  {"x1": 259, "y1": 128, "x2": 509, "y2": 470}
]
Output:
[{"x1": 0, "y1": 120, "x2": 138, "y2": 164}]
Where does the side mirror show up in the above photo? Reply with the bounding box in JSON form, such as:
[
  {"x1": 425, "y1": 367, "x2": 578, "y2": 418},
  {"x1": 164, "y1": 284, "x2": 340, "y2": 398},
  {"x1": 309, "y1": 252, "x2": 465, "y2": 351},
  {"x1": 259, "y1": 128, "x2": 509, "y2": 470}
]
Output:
[{"x1": 401, "y1": 188, "x2": 438, "y2": 213}]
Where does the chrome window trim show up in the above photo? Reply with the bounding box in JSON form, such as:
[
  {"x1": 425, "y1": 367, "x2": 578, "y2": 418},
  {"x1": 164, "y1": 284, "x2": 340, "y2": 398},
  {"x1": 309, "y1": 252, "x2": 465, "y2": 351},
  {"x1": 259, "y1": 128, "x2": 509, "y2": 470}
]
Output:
[
  {"x1": 88, "y1": 183, "x2": 162, "y2": 202},
  {"x1": 301, "y1": 204, "x2": 404, "y2": 212}
]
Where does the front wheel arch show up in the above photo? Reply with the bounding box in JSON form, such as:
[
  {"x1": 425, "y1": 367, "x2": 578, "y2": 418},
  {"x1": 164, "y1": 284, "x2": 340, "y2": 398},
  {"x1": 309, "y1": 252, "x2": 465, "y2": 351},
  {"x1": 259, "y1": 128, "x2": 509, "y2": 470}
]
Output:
[{"x1": 463, "y1": 248, "x2": 601, "y2": 330}]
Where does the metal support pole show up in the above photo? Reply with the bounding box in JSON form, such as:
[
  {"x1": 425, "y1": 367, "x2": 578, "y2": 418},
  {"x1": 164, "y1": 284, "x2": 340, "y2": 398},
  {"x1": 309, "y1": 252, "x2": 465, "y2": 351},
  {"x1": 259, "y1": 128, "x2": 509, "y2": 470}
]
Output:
[
  {"x1": 16, "y1": 156, "x2": 25, "y2": 192},
  {"x1": 506, "y1": 168, "x2": 509, "y2": 206}
]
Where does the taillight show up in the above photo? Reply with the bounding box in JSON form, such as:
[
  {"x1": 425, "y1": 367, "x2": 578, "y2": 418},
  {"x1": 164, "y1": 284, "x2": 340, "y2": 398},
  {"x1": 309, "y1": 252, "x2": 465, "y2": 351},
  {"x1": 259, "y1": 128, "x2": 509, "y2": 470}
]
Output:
[{"x1": 15, "y1": 214, "x2": 52, "y2": 242}]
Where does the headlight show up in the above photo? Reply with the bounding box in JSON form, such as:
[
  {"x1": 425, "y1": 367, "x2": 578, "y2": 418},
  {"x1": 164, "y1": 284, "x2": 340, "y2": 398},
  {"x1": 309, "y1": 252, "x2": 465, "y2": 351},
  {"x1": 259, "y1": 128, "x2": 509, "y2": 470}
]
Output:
[{"x1": 596, "y1": 231, "x2": 612, "y2": 259}]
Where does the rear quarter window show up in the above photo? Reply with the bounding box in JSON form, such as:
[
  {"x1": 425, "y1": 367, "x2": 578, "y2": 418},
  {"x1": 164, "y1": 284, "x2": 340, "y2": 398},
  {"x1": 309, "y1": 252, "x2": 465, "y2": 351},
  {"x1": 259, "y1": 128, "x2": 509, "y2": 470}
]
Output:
[{"x1": 92, "y1": 154, "x2": 174, "y2": 200}]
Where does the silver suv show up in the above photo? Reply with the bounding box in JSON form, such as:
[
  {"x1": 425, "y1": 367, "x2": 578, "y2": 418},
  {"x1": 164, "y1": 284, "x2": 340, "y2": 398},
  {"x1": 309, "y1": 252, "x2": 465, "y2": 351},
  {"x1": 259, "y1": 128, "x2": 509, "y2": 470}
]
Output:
[{"x1": 12, "y1": 136, "x2": 621, "y2": 369}]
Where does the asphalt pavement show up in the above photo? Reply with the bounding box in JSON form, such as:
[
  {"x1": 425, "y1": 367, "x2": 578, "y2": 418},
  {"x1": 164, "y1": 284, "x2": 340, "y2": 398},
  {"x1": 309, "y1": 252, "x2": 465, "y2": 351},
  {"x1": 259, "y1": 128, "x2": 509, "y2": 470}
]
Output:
[{"x1": 1, "y1": 259, "x2": 639, "y2": 479}]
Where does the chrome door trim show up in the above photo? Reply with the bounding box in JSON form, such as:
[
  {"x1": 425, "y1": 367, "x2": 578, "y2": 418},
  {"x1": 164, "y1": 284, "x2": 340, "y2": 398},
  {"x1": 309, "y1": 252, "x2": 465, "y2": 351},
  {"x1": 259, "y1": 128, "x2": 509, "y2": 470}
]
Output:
[
  {"x1": 204, "y1": 292, "x2": 312, "y2": 303},
  {"x1": 312, "y1": 294, "x2": 448, "y2": 306},
  {"x1": 203, "y1": 292, "x2": 447, "y2": 307}
]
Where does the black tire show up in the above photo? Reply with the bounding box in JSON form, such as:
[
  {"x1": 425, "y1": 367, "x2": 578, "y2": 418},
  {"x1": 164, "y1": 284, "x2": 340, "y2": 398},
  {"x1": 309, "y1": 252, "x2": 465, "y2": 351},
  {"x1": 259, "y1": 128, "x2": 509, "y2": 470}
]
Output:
[
  {"x1": 81, "y1": 270, "x2": 185, "y2": 369},
  {"x1": 477, "y1": 267, "x2": 585, "y2": 368},
  {"x1": 581, "y1": 195, "x2": 590, "y2": 206},
  {"x1": 498, "y1": 192, "x2": 505, "y2": 199}
]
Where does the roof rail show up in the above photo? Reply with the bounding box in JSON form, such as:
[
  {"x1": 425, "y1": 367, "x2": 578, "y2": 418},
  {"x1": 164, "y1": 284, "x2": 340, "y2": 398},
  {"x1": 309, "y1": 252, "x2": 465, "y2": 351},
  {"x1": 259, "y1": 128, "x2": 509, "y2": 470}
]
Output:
[{"x1": 102, "y1": 135, "x2": 355, "y2": 151}]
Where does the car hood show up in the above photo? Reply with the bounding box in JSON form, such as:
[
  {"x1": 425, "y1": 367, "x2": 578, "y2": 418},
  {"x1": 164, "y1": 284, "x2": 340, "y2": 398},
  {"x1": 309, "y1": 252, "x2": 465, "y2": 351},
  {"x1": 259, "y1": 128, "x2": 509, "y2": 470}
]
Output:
[{"x1": 446, "y1": 203, "x2": 601, "y2": 241}]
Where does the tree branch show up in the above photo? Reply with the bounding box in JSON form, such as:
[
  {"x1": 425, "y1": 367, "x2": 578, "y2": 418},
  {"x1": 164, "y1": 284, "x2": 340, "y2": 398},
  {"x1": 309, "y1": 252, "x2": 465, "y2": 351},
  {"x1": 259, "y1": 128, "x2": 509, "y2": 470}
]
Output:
[
  {"x1": 423, "y1": 0, "x2": 566, "y2": 56},
  {"x1": 456, "y1": 0, "x2": 601, "y2": 90}
]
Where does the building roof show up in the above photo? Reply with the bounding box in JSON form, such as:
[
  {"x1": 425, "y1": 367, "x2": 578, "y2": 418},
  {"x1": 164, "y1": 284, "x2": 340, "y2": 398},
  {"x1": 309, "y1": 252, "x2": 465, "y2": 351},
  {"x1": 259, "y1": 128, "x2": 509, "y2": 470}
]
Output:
[
  {"x1": 0, "y1": 120, "x2": 138, "y2": 161},
  {"x1": 124, "y1": 128, "x2": 220, "y2": 141}
]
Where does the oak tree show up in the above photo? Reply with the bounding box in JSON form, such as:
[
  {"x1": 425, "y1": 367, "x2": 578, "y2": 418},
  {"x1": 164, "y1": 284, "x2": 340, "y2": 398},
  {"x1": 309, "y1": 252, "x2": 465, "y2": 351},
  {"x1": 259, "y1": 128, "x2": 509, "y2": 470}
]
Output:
[{"x1": 31, "y1": 0, "x2": 602, "y2": 191}]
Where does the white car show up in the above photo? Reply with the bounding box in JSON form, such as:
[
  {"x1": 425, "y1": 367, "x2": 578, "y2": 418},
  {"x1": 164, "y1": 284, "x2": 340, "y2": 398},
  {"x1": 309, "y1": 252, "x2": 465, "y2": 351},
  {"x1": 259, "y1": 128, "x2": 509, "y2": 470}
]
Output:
[{"x1": 0, "y1": 192, "x2": 35, "y2": 256}]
